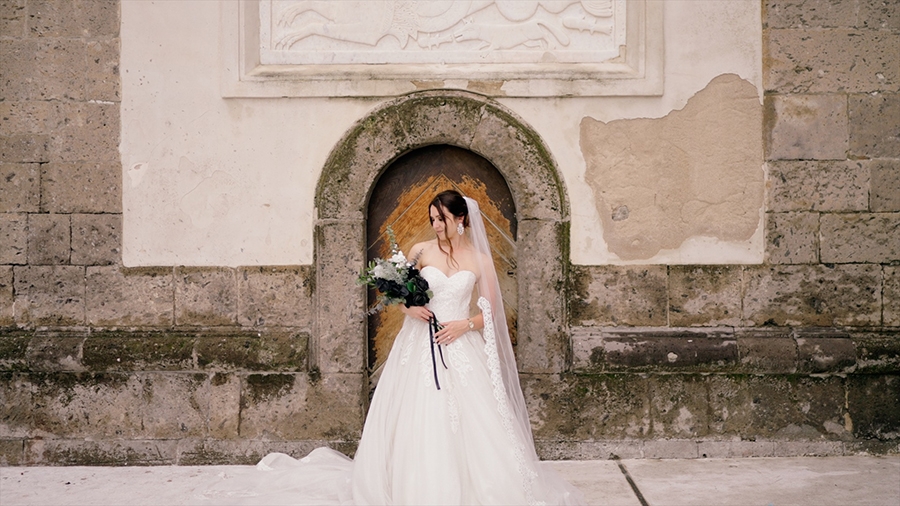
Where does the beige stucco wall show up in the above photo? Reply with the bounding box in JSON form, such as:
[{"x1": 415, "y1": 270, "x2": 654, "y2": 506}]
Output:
[{"x1": 120, "y1": 0, "x2": 763, "y2": 267}]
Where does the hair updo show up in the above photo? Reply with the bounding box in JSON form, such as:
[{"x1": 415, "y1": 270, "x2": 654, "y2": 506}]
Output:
[{"x1": 429, "y1": 190, "x2": 469, "y2": 268}]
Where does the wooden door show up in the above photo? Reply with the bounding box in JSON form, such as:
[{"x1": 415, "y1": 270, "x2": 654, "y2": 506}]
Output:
[{"x1": 366, "y1": 145, "x2": 517, "y2": 373}]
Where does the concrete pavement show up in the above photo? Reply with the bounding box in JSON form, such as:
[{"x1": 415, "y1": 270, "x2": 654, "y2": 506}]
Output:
[{"x1": 1, "y1": 456, "x2": 898, "y2": 505}]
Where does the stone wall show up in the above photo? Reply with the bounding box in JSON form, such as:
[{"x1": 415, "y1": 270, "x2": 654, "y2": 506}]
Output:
[{"x1": 1, "y1": 0, "x2": 898, "y2": 465}]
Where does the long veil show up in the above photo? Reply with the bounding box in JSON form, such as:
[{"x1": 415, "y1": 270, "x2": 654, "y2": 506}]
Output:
[{"x1": 464, "y1": 197, "x2": 583, "y2": 505}]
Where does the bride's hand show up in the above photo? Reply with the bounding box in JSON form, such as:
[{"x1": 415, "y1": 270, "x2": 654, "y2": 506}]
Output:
[
  {"x1": 401, "y1": 305, "x2": 432, "y2": 323},
  {"x1": 434, "y1": 320, "x2": 468, "y2": 345}
]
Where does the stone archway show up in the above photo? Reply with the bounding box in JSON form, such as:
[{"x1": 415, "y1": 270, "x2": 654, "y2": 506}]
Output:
[{"x1": 313, "y1": 90, "x2": 570, "y2": 402}]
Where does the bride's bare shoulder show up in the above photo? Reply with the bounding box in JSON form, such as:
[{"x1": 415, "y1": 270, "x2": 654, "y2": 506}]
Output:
[{"x1": 408, "y1": 240, "x2": 438, "y2": 259}]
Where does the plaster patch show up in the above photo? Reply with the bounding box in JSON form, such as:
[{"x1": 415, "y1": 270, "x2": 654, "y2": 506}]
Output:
[{"x1": 580, "y1": 74, "x2": 764, "y2": 260}]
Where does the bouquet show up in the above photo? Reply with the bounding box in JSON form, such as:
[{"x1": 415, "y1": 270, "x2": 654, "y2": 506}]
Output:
[{"x1": 358, "y1": 227, "x2": 446, "y2": 389}]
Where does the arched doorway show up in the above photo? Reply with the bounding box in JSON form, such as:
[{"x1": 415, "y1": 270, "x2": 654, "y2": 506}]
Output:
[
  {"x1": 313, "y1": 90, "x2": 570, "y2": 419},
  {"x1": 366, "y1": 145, "x2": 517, "y2": 374}
]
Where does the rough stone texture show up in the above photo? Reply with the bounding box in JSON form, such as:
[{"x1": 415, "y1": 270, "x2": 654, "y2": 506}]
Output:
[
  {"x1": 766, "y1": 29, "x2": 900, "y2": 94},
  {"x1": 314, "y1": 221, "x2": 366, "y2": 374},
  {"x1": 26, "y1": 333, "x2": 84, "y2": 372},
  {"x1": 886, "y1": 266, "x2": 900, "y2": 326},
  {"x1": 238, "y1": 266, "x2": 313, "y2": 328},
  {"x1": 0, "y1": 132, "x2": 48, "y2": 163},
  {"x1": 581, "y1": 75, "x2": 763, "y2": 260},
  {"x1": 0, "y1": 267, "x2": 13, "y2": 326},
  {"x1": 0, "y1": 332, "x2": 29, "y2": 372},
  {"x1": 41, "y1": 162, "x2": 121, "y2": 213},
  {"x1": 641, "y1": 439, "x2": 700, "y2": 459},
  {"x1": 175, "y1": 439, "x2": 360, "y2": 466},
  {"x1": 13, "y1": 265, "x2": 85, "y2": 326},
  {"x1": 522, "y1": 374, "x2": 651, "y2": 440},
  {"x1": 238, "y1": 373, "x2": 364, "y2": 441},
  {"x1": 0, "y1": 0, "x2": 26, "y2": 38},
  {"x1": 0, "y1": 439, "x2": 25, "y2": 466},
  {"x1": 26, "y1": 213, "x2": 69, "y2": 264},
  {"x1": 765, "y1": 94, "x2": 848, "y2": 160},
  {"x1": 516, "y1": 219, "x2": 568, "y2": 373},
  {"x1": 765, "y1": 212, "x2": 819, "y2": 264},
  {"x1": 195, "y1": 331, "x2": 308, "y2": 372},
  {"x1": 767, "y1": 160, "x2": 869, "y2": 212},
  {"x1": 764, "y1": 0, "x2": 859, "y2": 29},
  {"x1": 859, "y1": 0, "x2": 900, "y2": 30},
  {"x1": 0, "y1": 372, "x2": 33, "y2": 438},
  {"x1": 796, "y1": 335, "x2": 857, "y2": 374},
  {"x1": 25, "y1": 439, "x2": 178, "y2": 466},
  {"x1": 668, "y1": 266, "x2": 742, "y2": 326},
  {"x1": 820, "y1": 213, "x2": 900, "y2": 263},
  {"x1": 207, "y1": 372, "x2": 240, "y2": 440},
  {"x1": 569, "y1": 265, "x2": 667, "y2": 327},
  {"x1": 26, "y1": 0, "x2": 119, "y2": 39},
  {"x1": 0, "y1": 162, "x2": 39, "y2": 212},
  {"x1": 31, "y1": 372, "x2": 208, "y2": 439},
  {"x1": 851, "y1": 330, "x2": 900, "y2": 373},
  {"x1": 49, "y1": 102, "x2": 119, "y2": 162},
  {"x1": 743, "y1": 265, "x2": 881, "y2": 326},
  {"x1": 71, "y1": 213, "x2": 121, "y2": 265},
  {"x1": 175, "y1": 267, "x2": 237, "y2": 326},
  {"x1": 82, "y1": 333, "x2": 193, "y2": 372},
  {"x1": 736, "y1": 329, "x2": 798, "y2": 374},
  {"x1": 698, "y1": 440, "x2": 776, "y2": 458},
  {"x1": 847, "y1": 375, "x2": 900, "y2": 440},
  {"x1": 534, "y1": 440, "x2": 644, "y2": 461},
  {"x1": 0, "y1": 213, "x2": 27, "y2": 264},
  {"x1": 869, "y1": 159, "x2": 900, "y2": 212},
  {"x1": 708, "y1": 375, "x2": 849, "y2": 440},
  {"x1": 85, "y1": 266, "x2": 173, "y2": 327},
  {"x1": 849, "y1": 93, "x2": 900, "y2": 158},
  {"x1": 648, "y1": 375, "x2": 709, "y2": 438}
]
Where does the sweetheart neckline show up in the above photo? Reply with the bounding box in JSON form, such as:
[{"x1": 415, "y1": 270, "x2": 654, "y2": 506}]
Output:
[{"x1": 421, "y1": 265, "x2": 475, "y2": 280}]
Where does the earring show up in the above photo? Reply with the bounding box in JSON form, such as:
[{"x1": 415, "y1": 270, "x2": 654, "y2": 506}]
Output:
[{"x1": 457, "y1": 222, "x2": 464, "y2": 236}]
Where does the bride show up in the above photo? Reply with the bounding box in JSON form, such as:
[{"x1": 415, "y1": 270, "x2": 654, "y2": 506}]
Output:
[{"x1": 205, "y1": 190, "x2": 583, "y2": 505}]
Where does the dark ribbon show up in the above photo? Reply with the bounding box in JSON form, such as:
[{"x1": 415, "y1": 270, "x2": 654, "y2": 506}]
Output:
[{"x1": 429, "y1": 315, "x2": 448, "y2": 390}]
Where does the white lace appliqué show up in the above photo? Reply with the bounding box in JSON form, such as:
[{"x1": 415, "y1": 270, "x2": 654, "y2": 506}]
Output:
[
  {"x1": 478, "y1": 297, "x2": 542, "y2": 506},
  {"x1": 446, "y1": 341, "x2": 472, "y2": 387}
]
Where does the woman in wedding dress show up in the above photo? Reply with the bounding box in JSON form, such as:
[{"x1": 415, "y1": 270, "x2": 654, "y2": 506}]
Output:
[{"x1": 205, "y1": 190, "x2": 583, "y2": 506}]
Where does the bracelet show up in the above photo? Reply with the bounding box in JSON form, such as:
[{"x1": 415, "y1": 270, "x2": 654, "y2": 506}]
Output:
[{"x1": 467, "y1": 318, "x2": 474, "y2": 330}]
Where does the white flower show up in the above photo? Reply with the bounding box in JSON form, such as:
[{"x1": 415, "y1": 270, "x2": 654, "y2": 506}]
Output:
[
  {"x1": 390, "y1": 252, "x2": 407, "y2": 266},
  {"x1": 372, "y1": 264, "x2": 388, "y2": 279}
]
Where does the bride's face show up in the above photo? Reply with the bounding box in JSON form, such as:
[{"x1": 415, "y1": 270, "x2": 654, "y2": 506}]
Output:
[{"x1": 429, "y1": 204, "x2": 459, "y2": 241}]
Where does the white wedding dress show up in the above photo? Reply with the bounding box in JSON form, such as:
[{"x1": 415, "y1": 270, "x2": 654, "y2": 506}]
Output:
[{"x1": 202, "y1": 267, "x2": 582, "y2": 506}]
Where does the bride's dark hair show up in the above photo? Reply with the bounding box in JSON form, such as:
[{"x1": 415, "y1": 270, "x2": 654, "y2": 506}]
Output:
[{"x1": 429, "y1": 190, "x2": 469, "y2": 269}]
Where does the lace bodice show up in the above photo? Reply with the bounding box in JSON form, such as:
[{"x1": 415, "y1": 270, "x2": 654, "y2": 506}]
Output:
[{"x1": 420, "y1": 266, "x2": 476, "y2": 322}]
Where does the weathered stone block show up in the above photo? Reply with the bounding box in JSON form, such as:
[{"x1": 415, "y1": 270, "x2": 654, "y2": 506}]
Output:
[
  {"x1": 765, "y1": 94, "x2": 847, "y2": 160},
  {"x1": 26, "y1": 333, "x2": 85, "y2": 372},
  {"x1": 27, "y1": 0, "x2": 119, "y2": 38},
  {"x1": 736, "y1": 329, "x2": 797, "y2": 374},
  {"x1": 0, "y1": 39, "x2": 88, "y2": 102},
  {"x1": 767, "y1": 160, "x2": 869, "y2": 212},
  {"x1": 795, "y1": 334, "x2": 856, "y2": 373},
  {"x1": 521, "y1": 373, "x2": 651, "y2": 440},
  {"x1": 850, "y1": 330, "x2": 900, "y2": 373},
  {"x1": 0, "y1": 439, "x2": 25, "y2": 466},
  {"x1": 572, "y1": 327, "x2": 738, "y2": 373},
  {"x1": 0, "y1": 163, "x2": 39, "y2": 212},
  {"x1": 85, "y1": 266, "x2": 173, "y2": 327},
  {"x1": 0, "y1": 267, "x2": 13, "y2": 326},
  {"x1": 850, "y1": 93, "x2": 900, "y2": 158},
  {"x1": 0, "y1": 372, "x2": 32, "y2": 438},
  {"x1": 0, "y1": 133, "x2": 49, "y2": 162},
  {"x1": 14, "y1": 265, "x2": 85, "y2": 326},
  {"x1": 25, "y1": 439, "x2": 178, "y2": 466},
  {"x1": 569, "y1": 265, "x2": 667, "y2": 327},
  {"x1": 314, "y1": 221, "x2": 366, "y2": 374},
  {"x1": 859, "y1": 0, "x2": 900, "y2": 30},
  {"x1": 765, "y1": 212, "x2": 819, "y2": 264},
  {"x1": 31, "y1": 372, "x2": 208, "y2": 439},
  {"x1": 764, "y1": 0, "x2": 858, "y2": 29},
  {"x1": 649, "y1": 375, "x2": 709, "y2": 438},
  {"x1": 27, "y1": 213, "x2": 70, "y2": 264},
  {"x1": 41, "y1": 162, "x2": 122, "y2": 213},
  {"x1": 820, "y1": 213, "x2": 900, "y2": 263},
  {"x1": 847, "y1": 374, "x2": 900, "y2": 440},
  {"x1": 239, "y1": 373, "x2": 364, "y2": 440},
  {"x1": 533, "y1": 440, "x2": 643, "y2": 460},
  {"x1": 0, "y1": 213, "x2": 27, "y2": 264},
  {"x1": 668, "y1": 266, "x2": 742, "y2": 326},
  {"x1": 238, "y1": 266, "x2": 313, "y2": 328},
  {"x1": 869, "y1": 159, "x2": 900, "y2": 212},
  {"x1": 0, "y1": 331, "x2": 29, "y2": 372},
  {"x1": 393, "y1": 95, "x2": 481, "y2": 154},
  {"x1": 196, "y1": 331, "x2": 308, "y2": 372},
  {"x1": 766, "y1": 29, "x2": 899, "y2": 93},
  {"x1": 175, "y1": 267, "x2": 237, "y2": 326},
  {"x1": 175, "y1": 439, "x2": 359, "y2": 465},
  {"x1": 516, "y1": 219, "x2": 568, "y2": 373},
  {"x1": 0, "y1": 100, "x2": 60, "y2": 137},
  {"x1": 885, "y1": 266, "x2": 900, "y2": 326},
  {"x1": 84, "y1": 39, "x2": 120, "y2": 102},
  {"x1": 773, "y1": 440, "x2": 844, "y2": 457},
  {"x1": 71, "y1": 213, "x2": 121, "y2": 265},
  {"x1": 82, "y1": 332, "x2": 193, "y2": 372},
  {"x1": 743, "y1": 264, "x2": 881, "y2": 326},
  {"x1": 48, "y1": 102, "x2": 119, "y2": 162},
  {"x1": 698, "y1": 440, "x2": 775, "y2": 458},
  {"x1": 641, "y1": 439, "x2": 699, "y2": 459},
  {"x1": 208, "y1": 372, "x2": 240, "y2": 440},
  {"x1": 708, "y1": 375, "x2": 847, "y2": 440},
  {"x1": 0, "y1": 0, "x2": 26, "y2": 38}
]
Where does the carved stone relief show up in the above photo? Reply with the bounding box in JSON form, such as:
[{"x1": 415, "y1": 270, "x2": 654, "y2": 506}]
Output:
[{"x1": 260, "y1": 0, "x2": 625, "y2": 65}]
